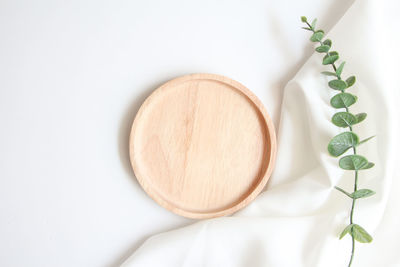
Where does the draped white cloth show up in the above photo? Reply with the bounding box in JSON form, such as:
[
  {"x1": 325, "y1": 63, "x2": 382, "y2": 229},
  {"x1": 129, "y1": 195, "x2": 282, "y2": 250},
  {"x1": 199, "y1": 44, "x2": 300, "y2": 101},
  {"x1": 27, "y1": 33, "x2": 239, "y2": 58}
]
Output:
[{"x1": 122, "y1": 1, "x2": 400, "y2": 266}]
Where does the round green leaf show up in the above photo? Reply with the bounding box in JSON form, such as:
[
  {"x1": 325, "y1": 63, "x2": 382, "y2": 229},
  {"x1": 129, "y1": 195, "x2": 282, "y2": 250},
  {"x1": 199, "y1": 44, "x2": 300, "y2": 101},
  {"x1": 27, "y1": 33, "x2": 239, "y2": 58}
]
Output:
[
  {"x1": 332, "y1": 112, "x2": 357, "y2": 127},
  {"x1": 323, "y1": 51, "x2": 339, "y2": 65},
  {"x1": 354, "y1": 113, "x2": 367, "y2": 124},
  {"x1": 301, "y1": 16, "x2": 307, "y2": 22},
  {"x1": 339, "y1": 224, "x2": 353, "y2": 239},
  {"x1": 351, "y1": 224, "x2": 373, "y2": 243},
  {"x1": 339, "y1": 155, "x2": 374, "y2": 170},
  {"x1": 323, "y1": 55, "x2": 339, "y2": 65},
  {"x1": 323, "y1": 39, "x2": 332, "y2": 47},
  {"x1": 316, "y1": 45, "x2": 330, "y2": 53},
  {"x1": 328, "y1": 132, "x2": 359, "y2": 157},
  {"x1": 346, "y1": 76, "x2": 356, "y2": 87},
  {"x1": 328, "y1": 79, "x2": 348, "y2": 91},
  {"x1": 350, "y1": 189, "x2": 376, "y2": 199},
  {"x1": 330, "y1": 93, "x2": 357, "y2": 108},
  {"x1": 362, "y1": 162, "x2": 375, "y2": 169},
  {"x1": 310, "y1": 31, "x2": 324, "y2": 42}
]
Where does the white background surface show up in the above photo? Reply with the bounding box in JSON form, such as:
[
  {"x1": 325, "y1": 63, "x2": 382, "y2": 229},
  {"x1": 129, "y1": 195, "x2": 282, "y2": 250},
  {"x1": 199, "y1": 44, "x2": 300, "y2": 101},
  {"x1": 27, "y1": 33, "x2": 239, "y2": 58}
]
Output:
[{"x1": 0, "y1": 1, "x2": 353, "y2": 266}]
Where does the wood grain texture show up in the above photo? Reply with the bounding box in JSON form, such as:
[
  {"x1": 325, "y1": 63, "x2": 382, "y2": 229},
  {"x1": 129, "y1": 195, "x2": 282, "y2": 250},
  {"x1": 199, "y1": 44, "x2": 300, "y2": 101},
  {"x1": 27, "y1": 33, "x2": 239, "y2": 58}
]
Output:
[{"x1": 129, "y1": 74, "x2": 276, "y2": 219}]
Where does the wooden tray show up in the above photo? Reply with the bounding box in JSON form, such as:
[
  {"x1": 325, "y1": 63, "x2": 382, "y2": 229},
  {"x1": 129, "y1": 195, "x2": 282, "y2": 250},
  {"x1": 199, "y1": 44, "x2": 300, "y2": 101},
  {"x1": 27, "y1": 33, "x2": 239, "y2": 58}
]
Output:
[{"x1": 129, "y1": 74, "x2": 276, "y2": 219}]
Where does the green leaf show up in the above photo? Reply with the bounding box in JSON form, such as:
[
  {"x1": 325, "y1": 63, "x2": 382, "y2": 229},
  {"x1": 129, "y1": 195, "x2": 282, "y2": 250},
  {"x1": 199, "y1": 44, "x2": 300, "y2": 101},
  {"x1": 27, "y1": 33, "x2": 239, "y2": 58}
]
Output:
[
  {"x1": 351, "y1": 224, "x2": 373, "y2": 243},
  {"x1": 330, "y1": 93, "x2": 357, "y2": 108},
  {"x1": 354, "y1": 113, "x2": 367, "y2": 124},
  {"x1": 323, "y1": 39, "x2": 332, "y2": 47},
  {"x1": 316, "y1": 45, "x2": 330, "y2": 53},
  {"x1": 328, "y1": 132, "x2": 359, "y2": 157},
  {"x1": 328, "y1": 79, "x2": 348, "y2": 90},
  {"x1": 339, "y1": 155, "x2": 374, "y2": 170},
  {"x1": 358, "y1": 135, "x2": 375, "y2": 146},
  {"x1": 336, "y1": 62, "x2": 345, "y2": 77},
  {"x1": 321, "y1": 71, "x2": 337, "y2": 77},
  {"x1": 301, "y1": 16, "x2": 307, "y2": 22},
  {"x1": 310, "y1": 31, "x2": 324, "y2": 42},
  {"x1": 311, "y1": 18, "x2": 317, "y2": 29},
  {"x1": 346, "y1": 76, "x2": 356, "y2": 87},
  {"x1": 362, "y1": 162, "x2": 375, "y2": 169},
  {"x1": 302, "y1": 27, "x2": 313, "y2": 31},
  {"x1": 351, "y1": 189, "x2": 376, "y2": 199},
  {"x1": 332, "y1": 112, "x2": 357, "y2": 127},
  {"x1": 340, "y1": 224, "x2": 354, "y2": 239},
  {"x1": 335, "y1": 186, "x2": 353, "y2": 198},
  {"x1": 323, "y1": 51, "x2": 339, "y2": 65},
  {"x1": 340, "y1": 224, "x2": 373, "y2": 243}
]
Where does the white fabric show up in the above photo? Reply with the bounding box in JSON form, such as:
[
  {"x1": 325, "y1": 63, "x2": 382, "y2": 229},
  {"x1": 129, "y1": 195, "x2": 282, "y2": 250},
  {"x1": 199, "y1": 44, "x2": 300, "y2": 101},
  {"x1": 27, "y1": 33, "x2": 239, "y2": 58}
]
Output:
[{"x1": 122, "y1": 1, "x2": 400, "y2": 266}]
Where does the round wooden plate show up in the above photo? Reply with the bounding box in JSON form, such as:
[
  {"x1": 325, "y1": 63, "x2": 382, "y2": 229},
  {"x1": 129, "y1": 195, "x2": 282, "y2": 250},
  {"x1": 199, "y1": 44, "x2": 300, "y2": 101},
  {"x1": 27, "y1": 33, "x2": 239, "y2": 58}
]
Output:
[{"x1": 129, "y1": 73, "x2": 276, "y2": 219}]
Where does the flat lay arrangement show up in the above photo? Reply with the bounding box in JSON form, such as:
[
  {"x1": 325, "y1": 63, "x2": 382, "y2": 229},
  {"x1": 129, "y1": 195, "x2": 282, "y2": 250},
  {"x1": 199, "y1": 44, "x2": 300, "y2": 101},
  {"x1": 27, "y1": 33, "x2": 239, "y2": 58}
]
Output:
[
  {"x1": 1, "y1": 1, "x2": 399, "y2": 267},
  {"x1": 122, "y1": 1, "x2": 399, "y2": 266}
]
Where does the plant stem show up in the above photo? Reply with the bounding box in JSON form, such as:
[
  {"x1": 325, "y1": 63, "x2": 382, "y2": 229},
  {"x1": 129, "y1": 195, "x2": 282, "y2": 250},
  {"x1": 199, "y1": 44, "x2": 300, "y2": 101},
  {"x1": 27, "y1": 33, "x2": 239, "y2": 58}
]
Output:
[
  {"x1": 306, "y1": 21, "x2": 338, "y2": 74},
  {"x1": 307, "y1": 22, "x2": 358, "y2": 267},
  {"x1": 348, "y1": 149, "x2": 358, "y2": 267}
]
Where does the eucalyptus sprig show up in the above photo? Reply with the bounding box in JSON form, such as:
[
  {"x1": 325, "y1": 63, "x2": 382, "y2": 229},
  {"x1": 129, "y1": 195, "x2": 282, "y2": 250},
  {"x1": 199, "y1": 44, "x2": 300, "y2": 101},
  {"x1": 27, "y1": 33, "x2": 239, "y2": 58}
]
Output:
[{"x1": 300, "y1": 16, "x2": 375, "y2": 267}]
